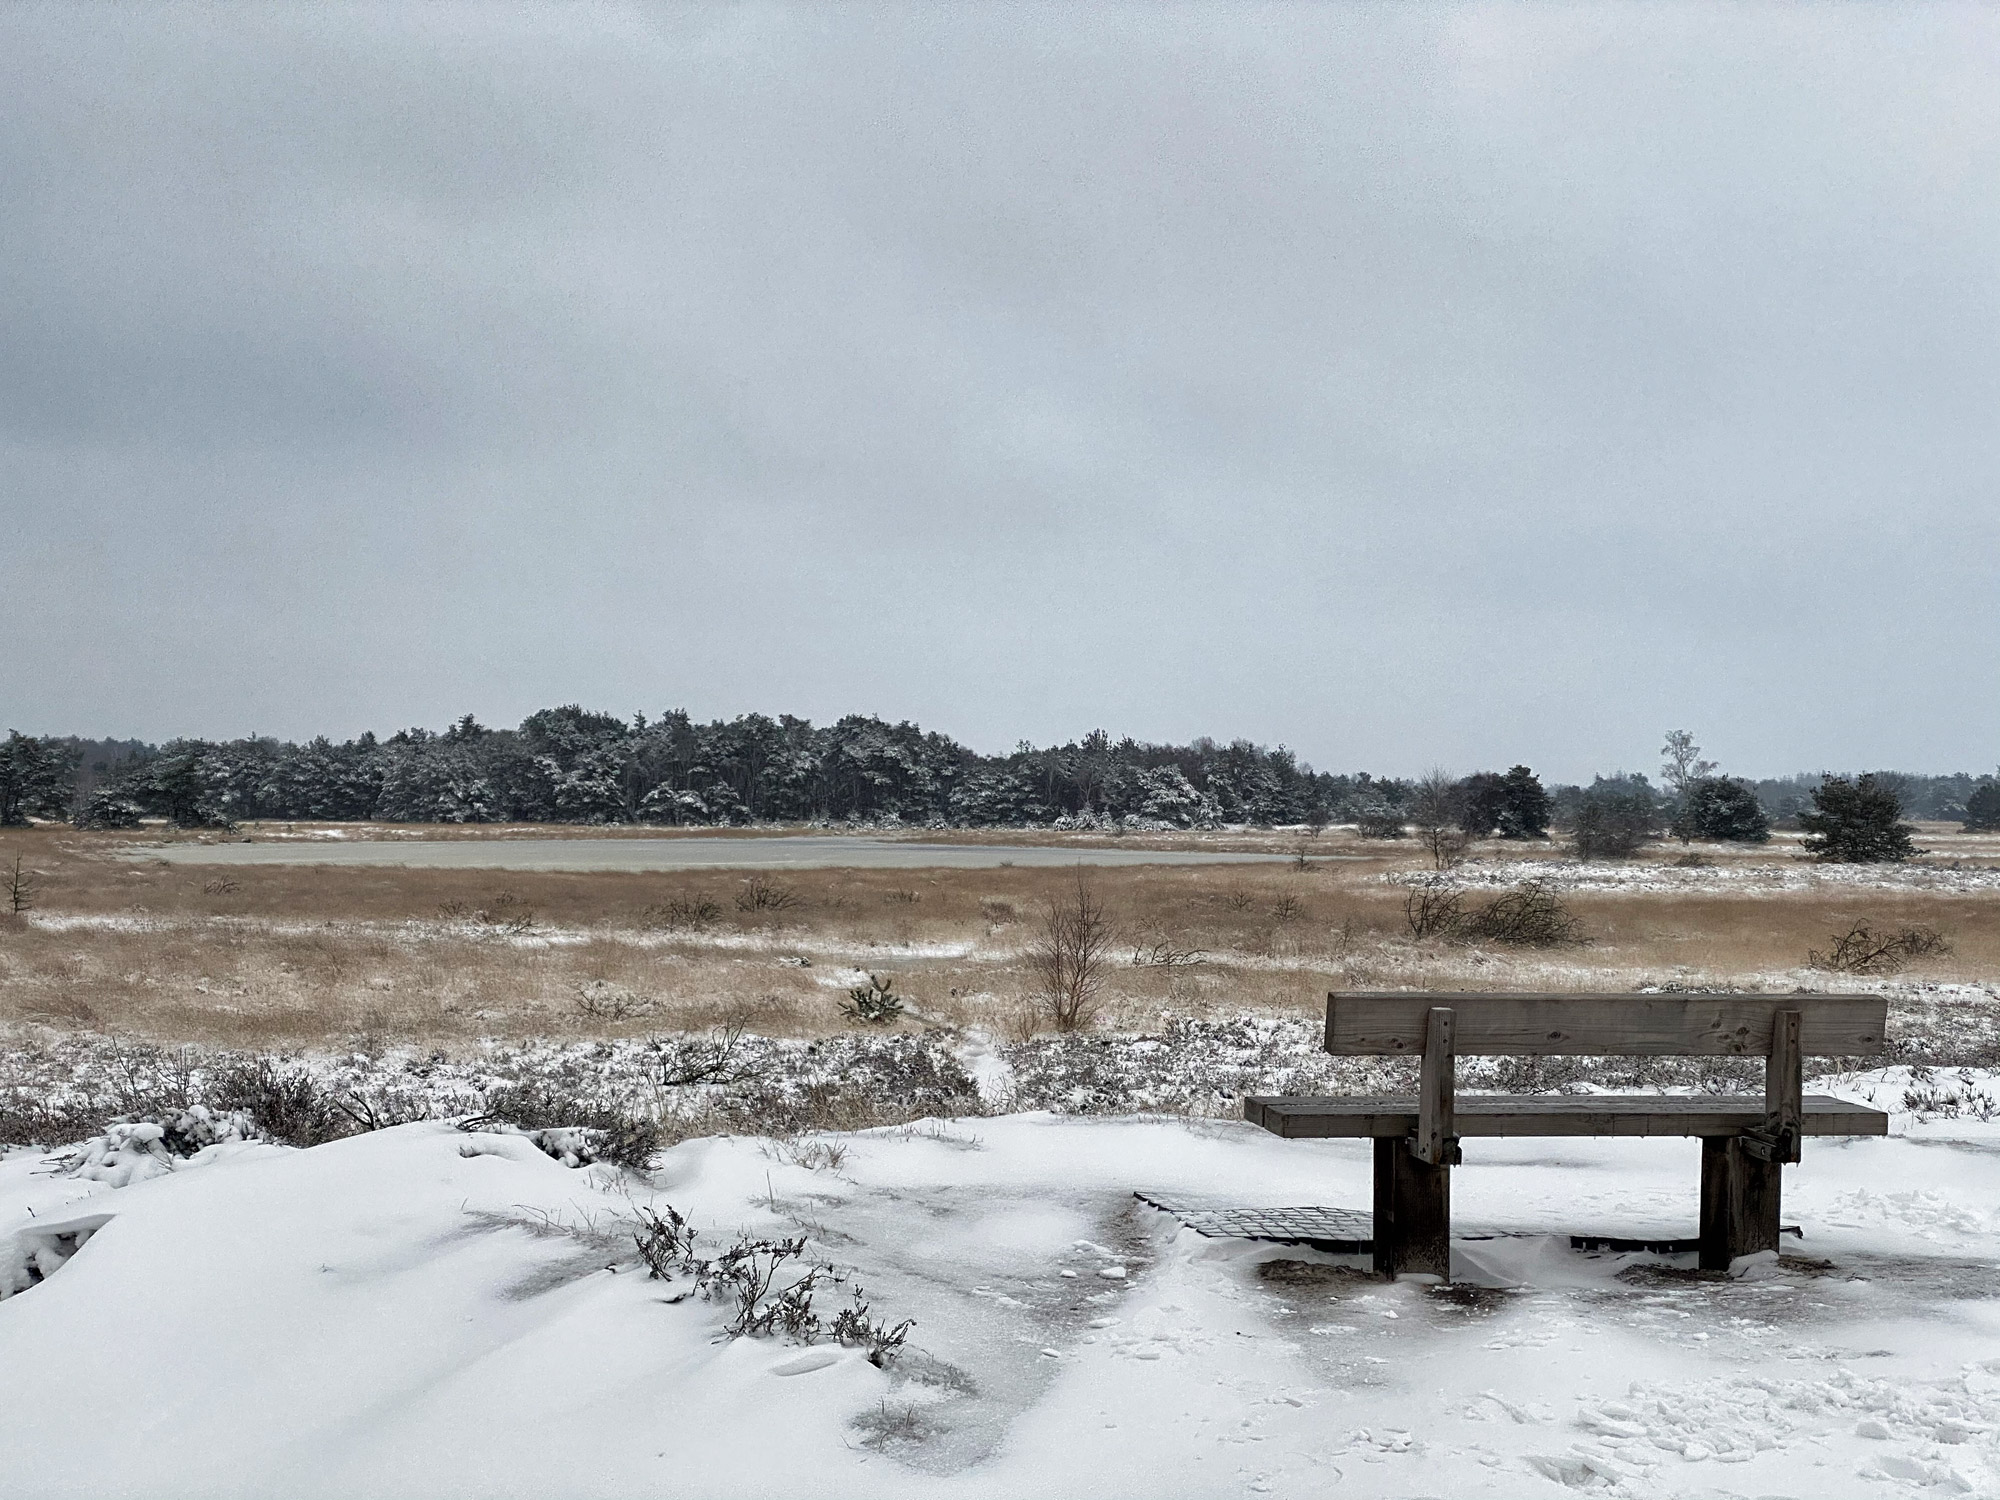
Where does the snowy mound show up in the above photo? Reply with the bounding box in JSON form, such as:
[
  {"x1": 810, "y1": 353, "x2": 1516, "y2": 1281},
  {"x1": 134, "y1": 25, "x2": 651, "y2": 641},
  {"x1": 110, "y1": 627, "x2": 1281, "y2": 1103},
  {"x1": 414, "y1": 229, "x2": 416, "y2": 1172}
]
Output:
[{"x1": 1, "y1": 1096, "x2": 1997, "y2": 1498}]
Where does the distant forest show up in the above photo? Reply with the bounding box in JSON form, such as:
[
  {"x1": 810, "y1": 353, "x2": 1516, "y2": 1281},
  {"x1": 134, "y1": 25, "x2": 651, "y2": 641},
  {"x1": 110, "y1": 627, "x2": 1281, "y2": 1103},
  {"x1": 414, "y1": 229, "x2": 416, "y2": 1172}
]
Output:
[{"x1": 0, "y1": 707, "x2": 1993, "y2": 832}]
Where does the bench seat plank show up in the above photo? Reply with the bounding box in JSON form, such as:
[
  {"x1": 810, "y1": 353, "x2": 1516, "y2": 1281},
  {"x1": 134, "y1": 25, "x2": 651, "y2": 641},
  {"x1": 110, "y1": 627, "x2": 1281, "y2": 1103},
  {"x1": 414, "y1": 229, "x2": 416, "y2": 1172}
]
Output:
[{"x1": 1245, "y1": 1093, "x2": 1888, "y2": 1140}]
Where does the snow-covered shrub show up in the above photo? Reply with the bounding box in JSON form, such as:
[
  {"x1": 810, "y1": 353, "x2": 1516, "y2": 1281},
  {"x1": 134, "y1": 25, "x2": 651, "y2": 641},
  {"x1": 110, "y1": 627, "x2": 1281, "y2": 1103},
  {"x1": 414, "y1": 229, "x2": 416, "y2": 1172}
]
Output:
[
  {"x1": 0, "y1": 1214, "x2": 111, "y2": 1300},
  {"x1": 63, "y1": 1105, "x2": 260, "y2": 1187},
  {"x1": 466, "y1": 1083, "x2": 662, "y2": 1169}
]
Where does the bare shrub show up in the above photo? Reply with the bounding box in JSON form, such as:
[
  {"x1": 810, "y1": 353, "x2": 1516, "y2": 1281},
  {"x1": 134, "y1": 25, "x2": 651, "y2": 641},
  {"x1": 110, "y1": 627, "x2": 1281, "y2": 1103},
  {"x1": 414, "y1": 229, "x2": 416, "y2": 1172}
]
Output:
[
  {"x1": 735, "y1": 875, "x2": 799, "y2": 913},
  {"x1": 440, "y1": 892, "x2": 536, "y2": 931},
  {"x1": 831, "y1": 1297, "x2": 915, "y2": 1365},
  {"x1": 1218, "y1": 889, "x2": 1255, "y2": 913},
  {"x1": 1810, "y1": 922, "x2": 1952, "y2": 975},
  {"x1": 482, "y1": 891, "x2": 536, "y2": 933},
  {"x1": 651, "y1": 1023, "x2": 748, "y2": 1086},
  {"x1": 643, "y1": 895, "x2": 722, "y2": 930},
  {"x1": 574, "y1": 981, "x2": 659, "y2": 1022},
  {"x1": 1028, "y1": 871, "x2": 1113, "y2": 1032},
  {"x1": 201, "y1": 877, "x2": 240, "y2": 897},
  {"x1": 1131, "y1": 941, "x2": 1205, "y2": 968},
  {"x1": 633, "y1": 1207, "x2": 913, "y2": 1362},
  {"x1": 205, "y1": 1057, "x2": 350, "y2": 1146},
  {"x1": 1269, "y1": 894, "x2": 1305, "y2": 923},
  {"x1": 1460, "y1": 879, "x2": 1587, "y2": 947},
  {"x1": 633, "y1": 1203, "x2": 698, "y2": 1278},
  {"x1": 1404, "y1": 875, "x2": 1464, "y2": 940}
]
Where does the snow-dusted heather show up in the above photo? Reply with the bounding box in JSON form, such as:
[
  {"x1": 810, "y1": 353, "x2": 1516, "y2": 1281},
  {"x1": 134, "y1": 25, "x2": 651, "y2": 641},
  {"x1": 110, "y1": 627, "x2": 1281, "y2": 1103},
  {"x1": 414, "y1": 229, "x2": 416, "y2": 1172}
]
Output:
[
  {"x1": 5, "y1": 986, "x2": 1996, "y2": 1156},
  {"x1": 2, "y1": 1088, "x2": 1997, "y2": 1498},
  {"x1": 1388, "y1": 857, "x2": 2000, "y2": 896}
]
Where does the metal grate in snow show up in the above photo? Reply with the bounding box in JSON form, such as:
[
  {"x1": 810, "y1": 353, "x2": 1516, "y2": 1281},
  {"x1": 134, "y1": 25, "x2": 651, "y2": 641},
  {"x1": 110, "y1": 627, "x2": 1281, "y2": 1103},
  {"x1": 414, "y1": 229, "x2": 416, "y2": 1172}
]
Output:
[{"x1": 1134, "y1": 1192, "x2": 1373, "y2": 1251}]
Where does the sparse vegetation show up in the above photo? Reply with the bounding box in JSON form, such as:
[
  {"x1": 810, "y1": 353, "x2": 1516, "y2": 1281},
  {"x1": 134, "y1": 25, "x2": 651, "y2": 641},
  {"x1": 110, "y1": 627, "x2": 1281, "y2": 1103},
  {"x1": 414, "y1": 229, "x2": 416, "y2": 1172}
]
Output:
[
  {"x1": 735, "y1": 874, "x2": 800, "y2": 912},
  {"x1": 1810, "y1": 921, "x2": 1952, "y2": 975},
  {"x1": 1131, "y1": 941, "x2": 1205, "y2": 968},
  {"x1": 643, "y1": 894, "x2": 722, "y2": 930},
  {"x1": 574, "y1": 981, "x2": 658, "y2": 1022},
  {"x1": 631, "y1": 1202, "x2": 912, "y2": 1361}
]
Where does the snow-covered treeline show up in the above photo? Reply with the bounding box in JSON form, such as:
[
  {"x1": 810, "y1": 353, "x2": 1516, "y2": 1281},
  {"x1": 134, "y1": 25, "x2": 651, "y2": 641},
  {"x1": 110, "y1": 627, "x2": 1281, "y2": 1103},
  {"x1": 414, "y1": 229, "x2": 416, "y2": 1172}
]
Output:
[{"x1": 50, "y1": 709, "x2": 1400, "y2": 830}]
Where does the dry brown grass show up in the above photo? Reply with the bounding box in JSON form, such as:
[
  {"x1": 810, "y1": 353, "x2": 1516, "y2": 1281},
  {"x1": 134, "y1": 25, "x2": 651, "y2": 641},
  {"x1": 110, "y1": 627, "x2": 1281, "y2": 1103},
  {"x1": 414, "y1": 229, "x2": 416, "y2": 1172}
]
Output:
[{"x1": 1, "y1": 825, "x2": 1996, "y2": 1049}]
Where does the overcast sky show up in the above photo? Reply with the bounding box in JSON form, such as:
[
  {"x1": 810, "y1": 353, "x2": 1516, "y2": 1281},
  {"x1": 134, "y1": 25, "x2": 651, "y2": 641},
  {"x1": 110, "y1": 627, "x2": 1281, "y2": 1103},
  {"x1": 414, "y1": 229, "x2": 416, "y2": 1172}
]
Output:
[{"x1": 3, "y1": 3, "x2": 1995, "y2": 781}]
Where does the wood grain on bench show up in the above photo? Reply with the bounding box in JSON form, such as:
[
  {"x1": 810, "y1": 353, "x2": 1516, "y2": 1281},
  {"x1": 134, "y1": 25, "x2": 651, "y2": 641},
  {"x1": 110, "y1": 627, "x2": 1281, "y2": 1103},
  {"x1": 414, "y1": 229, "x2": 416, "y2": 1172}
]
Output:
[
  {"x1": 1245, "y1": 1093, "x2": 1890, "y2": 1139},
  {"x1": 1326, "y1": 992, "x2": 1887, "y2": 1057}
]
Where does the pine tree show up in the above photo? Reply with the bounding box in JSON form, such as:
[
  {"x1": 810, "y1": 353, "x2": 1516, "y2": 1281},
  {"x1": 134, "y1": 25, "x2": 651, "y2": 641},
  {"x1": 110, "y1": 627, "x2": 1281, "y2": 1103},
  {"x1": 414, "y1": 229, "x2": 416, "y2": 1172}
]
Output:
[
  {"x1": 1494, "y1": 765, "x2": 1551, "y2": 839},
  {"x1": 1799, "y1": 774, "x2": 1916, "y2": 863},
  {"x1": 1570, "y1": 775, "x2": 1662, "y2": 859},
  {"x1": 0, "y1": 732, "x2": 81, "y2": 826},
  {"x1": 1964, "y1": 779, "x2": 2000, "y2": 834},
  {"x1": 1671, "y1": 777, "x2": 1772, "y2": 843}
]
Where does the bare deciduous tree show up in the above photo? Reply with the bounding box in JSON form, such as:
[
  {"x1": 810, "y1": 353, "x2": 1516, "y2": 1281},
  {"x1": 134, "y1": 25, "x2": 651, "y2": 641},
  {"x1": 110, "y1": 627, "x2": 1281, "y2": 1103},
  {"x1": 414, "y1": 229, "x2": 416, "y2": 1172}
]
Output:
[
  {"x1": 1409, "y1": 768, "x2": 1470, "y2": 870},
  {"x1": 1029, "y1": 870, "x2": 1113, "y2": 1032},
  {"x1": 1659, "y1": 730, "x2": 1718, "y2": 797}
]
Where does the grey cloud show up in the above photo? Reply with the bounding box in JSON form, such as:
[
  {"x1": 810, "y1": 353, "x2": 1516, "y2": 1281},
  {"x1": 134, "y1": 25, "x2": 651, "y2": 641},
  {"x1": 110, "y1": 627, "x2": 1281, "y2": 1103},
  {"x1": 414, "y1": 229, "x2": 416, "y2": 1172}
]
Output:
[{"x1": 1, "y1": 2, "x2": 1996, "y2": 780}]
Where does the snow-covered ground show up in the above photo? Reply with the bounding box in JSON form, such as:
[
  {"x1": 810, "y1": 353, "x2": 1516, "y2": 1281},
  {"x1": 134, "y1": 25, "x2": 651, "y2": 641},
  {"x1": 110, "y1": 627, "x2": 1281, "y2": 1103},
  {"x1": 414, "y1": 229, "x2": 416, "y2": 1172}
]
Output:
[
  {"x1": 1391, "y1": 858, "x2": 2000, "y2": 896},
  {"x1": 3, "y1": 1081, "x2": 1997, "y2": 1499}
]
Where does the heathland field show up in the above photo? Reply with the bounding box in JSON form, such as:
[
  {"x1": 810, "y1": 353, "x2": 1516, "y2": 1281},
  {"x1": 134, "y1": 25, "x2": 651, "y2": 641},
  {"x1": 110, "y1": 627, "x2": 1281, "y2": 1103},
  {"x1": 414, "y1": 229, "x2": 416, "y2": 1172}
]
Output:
[{"x1": 3, "y1": 822, "x2": 1997, "y2": 1052}]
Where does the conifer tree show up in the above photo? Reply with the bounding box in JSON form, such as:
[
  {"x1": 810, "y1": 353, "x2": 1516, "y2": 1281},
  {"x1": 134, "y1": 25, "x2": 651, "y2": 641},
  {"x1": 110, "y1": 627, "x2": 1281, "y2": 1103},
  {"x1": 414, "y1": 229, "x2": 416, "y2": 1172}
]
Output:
[{"x1": 1799, "y1": 774, "x2": 1915, "y2": 863}]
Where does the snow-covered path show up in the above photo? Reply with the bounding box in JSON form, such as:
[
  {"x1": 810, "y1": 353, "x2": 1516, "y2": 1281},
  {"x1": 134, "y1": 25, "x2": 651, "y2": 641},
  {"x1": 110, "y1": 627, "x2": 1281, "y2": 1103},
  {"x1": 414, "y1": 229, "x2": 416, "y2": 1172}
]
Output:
[{"x1": 2, "y1": 1102, "x2": 1997, "y2": 1498}]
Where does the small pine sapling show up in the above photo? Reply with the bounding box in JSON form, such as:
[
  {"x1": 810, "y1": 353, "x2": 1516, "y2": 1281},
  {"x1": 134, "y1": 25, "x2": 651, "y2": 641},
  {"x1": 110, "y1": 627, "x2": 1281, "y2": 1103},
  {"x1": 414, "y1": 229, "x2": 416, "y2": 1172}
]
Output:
[
  {"x1": 842, "y1": 974, "x2": 904, "y2": 1025},
  {"x1": 5, "y1": 856, "x2": 32, "y2": 916}
]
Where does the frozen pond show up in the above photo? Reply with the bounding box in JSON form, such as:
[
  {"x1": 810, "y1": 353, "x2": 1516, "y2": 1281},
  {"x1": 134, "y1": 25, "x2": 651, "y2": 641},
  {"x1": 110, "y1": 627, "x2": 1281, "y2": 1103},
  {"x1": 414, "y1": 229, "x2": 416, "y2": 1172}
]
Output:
[{"x1": 118, "y1": 835, "x2": 1351, "y2": 873}]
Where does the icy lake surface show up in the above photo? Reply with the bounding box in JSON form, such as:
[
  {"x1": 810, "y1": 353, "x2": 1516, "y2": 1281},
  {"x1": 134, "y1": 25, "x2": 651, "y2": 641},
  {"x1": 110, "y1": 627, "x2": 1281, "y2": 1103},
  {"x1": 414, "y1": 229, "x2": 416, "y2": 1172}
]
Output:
[{"x1": 119, "y1": 836, "x2": 1339, "y2": 872}]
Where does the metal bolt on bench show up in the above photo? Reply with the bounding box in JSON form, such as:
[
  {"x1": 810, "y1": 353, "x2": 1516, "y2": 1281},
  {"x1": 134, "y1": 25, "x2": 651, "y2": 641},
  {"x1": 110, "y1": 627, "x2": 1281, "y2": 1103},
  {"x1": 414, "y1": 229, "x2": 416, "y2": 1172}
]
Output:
[{"x1": 1245, "y1": 992, "x2": 1889, "y2": 1280}]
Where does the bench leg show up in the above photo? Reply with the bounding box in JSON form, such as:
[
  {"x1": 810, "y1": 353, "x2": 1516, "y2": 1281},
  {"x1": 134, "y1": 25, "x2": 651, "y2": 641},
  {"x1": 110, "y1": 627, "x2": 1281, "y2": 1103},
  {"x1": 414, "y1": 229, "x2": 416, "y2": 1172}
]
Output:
[
  {"x1": 1372, "y1": 1138, "x2": 1451, "y2": 1280},
  {"x1": 1699, "y1": 1137, "x2": 1782, "y2": 1271}
]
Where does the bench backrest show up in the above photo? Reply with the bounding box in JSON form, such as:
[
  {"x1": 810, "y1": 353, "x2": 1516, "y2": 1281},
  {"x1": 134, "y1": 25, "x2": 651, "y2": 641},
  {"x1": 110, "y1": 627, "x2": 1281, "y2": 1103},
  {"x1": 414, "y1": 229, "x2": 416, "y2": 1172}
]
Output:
[{"x1": 1325, "y1": 991, "x2": 1888, "y2": 1058}]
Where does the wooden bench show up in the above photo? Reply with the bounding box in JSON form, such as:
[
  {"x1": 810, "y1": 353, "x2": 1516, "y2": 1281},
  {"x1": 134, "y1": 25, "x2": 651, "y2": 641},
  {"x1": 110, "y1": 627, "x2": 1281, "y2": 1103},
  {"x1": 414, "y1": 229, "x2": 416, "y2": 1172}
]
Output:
[{"x1": 1245, "y1": 991, "x2": 1890, "y2": 1279}]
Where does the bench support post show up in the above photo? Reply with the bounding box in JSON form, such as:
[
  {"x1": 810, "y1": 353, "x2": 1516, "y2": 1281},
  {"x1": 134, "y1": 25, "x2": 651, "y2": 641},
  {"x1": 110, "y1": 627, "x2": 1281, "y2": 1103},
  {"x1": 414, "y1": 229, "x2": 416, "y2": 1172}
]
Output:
[
  {"x1": 1373, "y1": 1138, "x2": 1450, "y2": 1279},
  {"x1": 1699, "y1": 1137, "x2": 1782, "y2": 1269}
]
